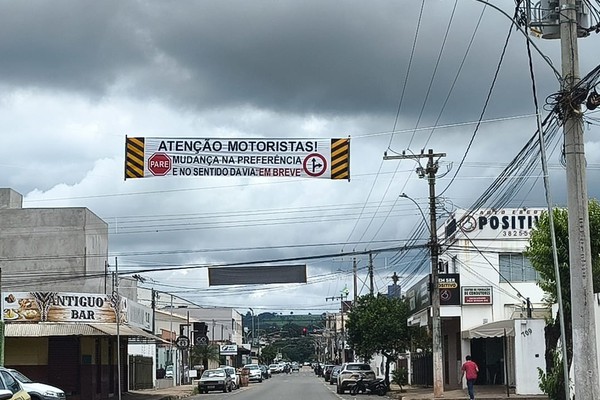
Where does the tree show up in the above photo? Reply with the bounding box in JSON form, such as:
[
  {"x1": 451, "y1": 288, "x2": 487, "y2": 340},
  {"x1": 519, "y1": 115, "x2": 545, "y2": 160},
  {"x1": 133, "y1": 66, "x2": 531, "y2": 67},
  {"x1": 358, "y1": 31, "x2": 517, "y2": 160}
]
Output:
[
  {"x1": 524, "y1": 199, "x2": 600, "y2": 397},
  {"x1": 191, "y1": 344, "x2": 221, "y2": 371},
  {"x1": 346, "y1": 294, "x2": 414, "y2": 386}
]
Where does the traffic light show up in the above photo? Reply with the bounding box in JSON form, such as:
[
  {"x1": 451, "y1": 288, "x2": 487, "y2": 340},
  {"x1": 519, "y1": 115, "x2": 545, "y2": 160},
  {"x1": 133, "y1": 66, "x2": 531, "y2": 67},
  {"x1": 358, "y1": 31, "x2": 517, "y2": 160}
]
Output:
[{"x1": 302, "y1": 327, "x2": 307, "y2": 336}]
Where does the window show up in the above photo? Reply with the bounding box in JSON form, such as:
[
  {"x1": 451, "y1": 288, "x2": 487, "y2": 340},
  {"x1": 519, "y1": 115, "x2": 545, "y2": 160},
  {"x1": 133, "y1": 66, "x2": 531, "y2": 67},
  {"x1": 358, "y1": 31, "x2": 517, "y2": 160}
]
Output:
[
  {"x1": 1, "y1": 370, "x2": 21, "y2": 394},
  {"x1": 499, "y1": 253, "x2": 538, "y2": 282}
]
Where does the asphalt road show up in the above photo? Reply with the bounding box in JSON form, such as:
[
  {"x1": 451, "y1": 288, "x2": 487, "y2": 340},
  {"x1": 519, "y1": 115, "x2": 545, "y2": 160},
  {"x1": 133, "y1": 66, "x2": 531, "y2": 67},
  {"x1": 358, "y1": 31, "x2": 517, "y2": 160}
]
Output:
[{"x1": 187, "y1": 369, "x2": 390, "y2": 400}]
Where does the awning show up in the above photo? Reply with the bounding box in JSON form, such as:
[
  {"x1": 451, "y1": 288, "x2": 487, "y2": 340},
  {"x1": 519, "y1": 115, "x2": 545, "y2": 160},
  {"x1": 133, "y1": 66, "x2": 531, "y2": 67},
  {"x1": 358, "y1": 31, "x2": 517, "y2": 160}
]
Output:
[
  {"x1": 5, "y1": 322, "x2": 168, "y2": 343},
  {"x1": 461, "y1": 319, "x2": 515, "y2": 339}
]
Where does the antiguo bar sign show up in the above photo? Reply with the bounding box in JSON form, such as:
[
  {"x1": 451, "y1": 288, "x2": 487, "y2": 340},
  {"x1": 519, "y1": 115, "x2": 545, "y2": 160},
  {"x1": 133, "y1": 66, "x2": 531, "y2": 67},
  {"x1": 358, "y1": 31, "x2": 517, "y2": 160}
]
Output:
[{"x1": 2, "y1": 292, "x2": 126, "y2": 323}]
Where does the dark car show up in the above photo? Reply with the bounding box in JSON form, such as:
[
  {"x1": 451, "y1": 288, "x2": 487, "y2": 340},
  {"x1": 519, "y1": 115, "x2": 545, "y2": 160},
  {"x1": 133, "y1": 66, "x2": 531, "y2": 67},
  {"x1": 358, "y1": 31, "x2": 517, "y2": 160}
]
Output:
[
  {"x1": 198, "y1": 368, "x2": 234, "y2": 393},
  {"x1": 323, "y1": 364, "x2": 334, "y2": 382}
]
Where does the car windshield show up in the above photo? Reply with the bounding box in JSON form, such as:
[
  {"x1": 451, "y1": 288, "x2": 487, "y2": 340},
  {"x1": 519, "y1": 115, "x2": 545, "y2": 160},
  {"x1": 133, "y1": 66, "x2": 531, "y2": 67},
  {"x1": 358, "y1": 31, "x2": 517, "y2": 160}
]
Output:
[
  {"x1": 244, "y1": 365, "x2": 259, "y2": 369},
  {"x1": 347, "y1": 364, "x2": 371, "y2": 371},
  {"x1": 202, "y1": 370, "x2": 225, "y2": 378},
  {"x1": 8, "y1": 369, "x2": 33, "y2": 384}
]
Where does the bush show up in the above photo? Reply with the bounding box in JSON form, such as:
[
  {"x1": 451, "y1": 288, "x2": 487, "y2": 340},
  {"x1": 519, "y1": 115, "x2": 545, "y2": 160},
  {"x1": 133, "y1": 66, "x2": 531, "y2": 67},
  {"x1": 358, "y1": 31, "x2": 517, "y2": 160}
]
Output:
[
  {"x1": 538, "y1": 350, "x2": 567, "y2": 400},
  {"x1": 392, "y1": 367, "x2": 408, "y2": 390}
]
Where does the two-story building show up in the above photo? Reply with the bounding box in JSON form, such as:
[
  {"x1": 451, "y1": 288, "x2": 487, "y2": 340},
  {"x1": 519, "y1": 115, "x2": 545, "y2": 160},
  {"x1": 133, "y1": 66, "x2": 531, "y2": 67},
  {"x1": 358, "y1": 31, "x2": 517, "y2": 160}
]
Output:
[{"x1": 406, "y1": 207, "x2": 549, "y2": 395}]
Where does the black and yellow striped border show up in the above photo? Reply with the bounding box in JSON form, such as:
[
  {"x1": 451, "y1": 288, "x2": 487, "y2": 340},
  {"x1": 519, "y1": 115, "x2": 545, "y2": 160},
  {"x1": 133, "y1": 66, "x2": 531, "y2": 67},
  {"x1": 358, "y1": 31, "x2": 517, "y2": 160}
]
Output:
[
  {"x1": 331, "y1": 138, "x2": 350, "y2": 180},
  {"x1": 125, "y1": 137, "x2": 145, "y2": 179}
]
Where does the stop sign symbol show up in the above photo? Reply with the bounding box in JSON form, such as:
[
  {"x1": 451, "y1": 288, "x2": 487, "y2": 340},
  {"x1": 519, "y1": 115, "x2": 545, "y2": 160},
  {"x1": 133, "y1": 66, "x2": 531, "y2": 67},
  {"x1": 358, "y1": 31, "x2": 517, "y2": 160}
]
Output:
[{"x1": 148, "y1": 152, "x2": 172, "y2": 176}]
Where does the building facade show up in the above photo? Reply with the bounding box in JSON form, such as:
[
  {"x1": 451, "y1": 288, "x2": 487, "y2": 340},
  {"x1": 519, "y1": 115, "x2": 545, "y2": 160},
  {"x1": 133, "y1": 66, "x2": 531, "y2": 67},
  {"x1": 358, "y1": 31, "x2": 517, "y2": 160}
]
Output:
[
  {"x1": 406, "y1": 208, "x2": 549, "y2": 395},
  {"x1": 0, "y1": 188, "x2": 157, "y2": 399}
]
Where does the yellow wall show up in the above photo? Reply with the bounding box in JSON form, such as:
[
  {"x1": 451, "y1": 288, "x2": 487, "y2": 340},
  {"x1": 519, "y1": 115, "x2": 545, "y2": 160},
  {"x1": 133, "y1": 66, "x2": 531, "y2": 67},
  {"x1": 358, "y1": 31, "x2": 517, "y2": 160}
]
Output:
[{"x1": 6, "y1": 337, "x2": 49, "y2": 365}]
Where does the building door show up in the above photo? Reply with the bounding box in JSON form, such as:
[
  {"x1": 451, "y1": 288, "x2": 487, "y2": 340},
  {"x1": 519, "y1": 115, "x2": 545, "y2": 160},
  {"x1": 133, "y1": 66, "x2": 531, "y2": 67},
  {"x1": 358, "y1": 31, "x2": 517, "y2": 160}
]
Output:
[{"x1": 48, "y1": 336, "x2": 81, "y2": 396}]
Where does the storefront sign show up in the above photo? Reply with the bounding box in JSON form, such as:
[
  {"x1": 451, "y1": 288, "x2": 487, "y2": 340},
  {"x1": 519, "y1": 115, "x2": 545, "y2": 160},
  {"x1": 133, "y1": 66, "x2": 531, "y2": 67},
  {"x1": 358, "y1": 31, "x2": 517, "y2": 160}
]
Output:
[
  {"x1": 462, "y1": 286, "x2": 493, "y2": 305},
  {"x1": 127, "y1": 301, "x2": 152, "y2": 330},
  {"x1": 3, "y1": 292, "x2": 127, "y2": 323},
  {"x1": 439, "y1": 273, "x2": 460, "y2": 306},
  {"x1": 220, "y1": 344, "x2": 238, "y2": 355},
  {"x1": 444, "y1": 208, "x2": 544, "y2": 240}
]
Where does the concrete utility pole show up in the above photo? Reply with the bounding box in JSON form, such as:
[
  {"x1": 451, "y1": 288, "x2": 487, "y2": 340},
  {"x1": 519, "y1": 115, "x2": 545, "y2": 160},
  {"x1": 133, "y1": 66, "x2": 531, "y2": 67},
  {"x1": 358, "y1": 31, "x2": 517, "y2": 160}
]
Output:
[
  {"x1": 353, "y1": 258, "x2": 358, "y2": 303},
  {"x1": 559, "y1": 0, "x2": 600, "y2": 395},
  {"x1": 368, "y1": 252, "x2": 374, "y2": 295},
  {"x1": 384, "y1": 148, "x2": 445, "y2": 397}
]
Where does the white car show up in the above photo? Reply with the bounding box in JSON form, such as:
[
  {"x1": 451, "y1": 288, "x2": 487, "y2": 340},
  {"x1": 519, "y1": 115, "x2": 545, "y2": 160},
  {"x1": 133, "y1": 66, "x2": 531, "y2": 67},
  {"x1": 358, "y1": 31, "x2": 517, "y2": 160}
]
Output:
[
  {"x1": 8, "y1": 369, "x2": 65, "y2": 400},
  {"x1": 243, "y1": 364, "x2": 263, "y2": 382},
  {"x1": 336, "y1": 363, "x2": 376, "y2": 394},
  {"x1": 268, "y1": 364, "x2": 278, "y2": 374}
]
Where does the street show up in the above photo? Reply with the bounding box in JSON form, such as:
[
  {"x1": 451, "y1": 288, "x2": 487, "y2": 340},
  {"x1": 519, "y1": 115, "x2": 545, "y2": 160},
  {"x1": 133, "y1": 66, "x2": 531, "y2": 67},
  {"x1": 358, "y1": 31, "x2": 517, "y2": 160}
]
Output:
[{"x1": 187, "y1": 369, "x2": 390, "y2": 400}]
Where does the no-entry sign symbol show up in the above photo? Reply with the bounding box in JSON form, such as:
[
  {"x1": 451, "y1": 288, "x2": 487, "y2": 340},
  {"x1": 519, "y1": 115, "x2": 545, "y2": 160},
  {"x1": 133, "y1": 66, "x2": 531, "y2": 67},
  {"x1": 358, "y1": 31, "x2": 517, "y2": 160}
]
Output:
[{"x1": 148, "y1": 152, "x2": 172, "y2": 176}]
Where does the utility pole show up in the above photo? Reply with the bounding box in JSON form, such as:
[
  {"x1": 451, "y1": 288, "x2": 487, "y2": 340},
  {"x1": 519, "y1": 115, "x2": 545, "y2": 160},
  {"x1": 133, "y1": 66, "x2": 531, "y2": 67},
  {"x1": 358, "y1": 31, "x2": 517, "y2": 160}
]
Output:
[
  {"x1": 384, "y1": 148, "x2": 445, "y2": 397},
  {"x1": 353, "y1": 258, "x2": 358, "y2": 303},
  {"x1": 368, "y1": 252, "x2": 374, "y2": 295},
  {"x1": 559, "y1": 0, "x2": 599, "y2": 396}
]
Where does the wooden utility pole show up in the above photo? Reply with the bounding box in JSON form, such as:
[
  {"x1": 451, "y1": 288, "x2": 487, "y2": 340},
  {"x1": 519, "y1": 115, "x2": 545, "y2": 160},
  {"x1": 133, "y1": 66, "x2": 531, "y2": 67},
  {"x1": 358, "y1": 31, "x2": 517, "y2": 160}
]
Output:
[
  {"x1": 384, "y1": 148, "x2": 445, "y2": 397},
  {"x1": 559, "y1": 0, "x2": 599, "y2": 396}
]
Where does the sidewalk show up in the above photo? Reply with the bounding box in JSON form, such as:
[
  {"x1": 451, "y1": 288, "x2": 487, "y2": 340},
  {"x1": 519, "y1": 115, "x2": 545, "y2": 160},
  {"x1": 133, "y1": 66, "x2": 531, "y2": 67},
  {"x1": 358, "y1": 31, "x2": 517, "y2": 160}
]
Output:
[
  {"x1": 388, "y1": 384, "x2": 549, "y2": 400},
  {"x1": 121, "y1": 384, "x2": 195, "y2": 400}
]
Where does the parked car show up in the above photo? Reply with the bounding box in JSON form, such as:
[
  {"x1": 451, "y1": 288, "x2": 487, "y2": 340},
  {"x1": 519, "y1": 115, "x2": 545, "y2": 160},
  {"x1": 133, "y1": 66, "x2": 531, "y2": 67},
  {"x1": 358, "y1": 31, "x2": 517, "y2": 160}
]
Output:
[
  {"x1": 164, "y1": 365, "x2": 173, "y2": 378},
  {"x1": 198, "y1": 368, "x2": 234, "y2": 393},
  {"x1": 259, "y1": 365, "x2": 271, "y2": 379},
  {"x1": 219, "y1": 366, "x2": 239, "y2": 389},
  {"x1": 323, "y1": 364, "x2": 334, "y2": 381},
  {"x1": 8, "y1": 369, "x2": 64, "y2": 400},
  {"x1": 243, "y1": 364, "x2": 263, "y2": 383},
  {"x1": 268, "y1": 364, "x2": 279, "y2": 374},
  {"x1": 291, "y1": 362, "x2": 300, "y2": 372},
  {"x1": 336, "y1": 362, "x2": 376, "y2": 394},
  {"x1": 0, "y1": 368, "x2": 31, "y2": 400},
  {"x1": 329, "y1": 365, "x2": 342, "y2": 385}
]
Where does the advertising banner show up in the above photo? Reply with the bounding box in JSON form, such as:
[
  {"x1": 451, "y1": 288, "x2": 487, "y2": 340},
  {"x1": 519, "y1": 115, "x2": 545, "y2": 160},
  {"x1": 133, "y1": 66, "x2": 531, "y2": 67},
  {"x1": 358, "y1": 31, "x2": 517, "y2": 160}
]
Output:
[
  {"x1": 125, "y1": 137, "x2": 350, "y2": 180},
  {"x1": 2, "y1": 292, "x2": 127, "y2": 323},
  {"x1": 462, "y1": 286, "x2": 493, "y2": 305}
]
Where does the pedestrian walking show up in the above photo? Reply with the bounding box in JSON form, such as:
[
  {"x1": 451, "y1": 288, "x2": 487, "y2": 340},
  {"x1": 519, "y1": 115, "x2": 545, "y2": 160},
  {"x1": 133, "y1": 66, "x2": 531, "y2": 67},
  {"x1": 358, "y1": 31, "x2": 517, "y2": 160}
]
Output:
[{"x1": 460, "y1": 355, "x2": 479, "y2": 400}]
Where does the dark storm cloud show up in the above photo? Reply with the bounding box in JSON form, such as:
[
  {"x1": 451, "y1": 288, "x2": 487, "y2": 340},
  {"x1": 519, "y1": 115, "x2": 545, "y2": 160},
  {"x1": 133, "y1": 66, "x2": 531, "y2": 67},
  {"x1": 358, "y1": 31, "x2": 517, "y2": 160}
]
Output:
[
  {"x1": 0, "y1": 1, "x2": 149, "y2": 96},
  {"x1": 0, "y1": 1, "x2": 567, "y2": 122}
]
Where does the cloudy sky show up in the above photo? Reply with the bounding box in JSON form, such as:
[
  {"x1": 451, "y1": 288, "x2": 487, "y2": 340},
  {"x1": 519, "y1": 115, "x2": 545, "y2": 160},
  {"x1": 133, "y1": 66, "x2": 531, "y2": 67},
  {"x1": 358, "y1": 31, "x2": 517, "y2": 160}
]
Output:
[{"x1": 1, "y1": 1, "x2": 599, "y2": 314}]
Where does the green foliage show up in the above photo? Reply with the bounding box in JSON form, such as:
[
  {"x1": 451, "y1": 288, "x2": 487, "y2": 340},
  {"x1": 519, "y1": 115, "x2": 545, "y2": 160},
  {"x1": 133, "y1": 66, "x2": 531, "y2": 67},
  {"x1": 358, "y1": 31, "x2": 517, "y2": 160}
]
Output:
[
  {"x1": 392, "y1": 367, "x2": 408, "y2": 389},
  {"x1": 346, "y1": 294, "x2": 412, "y2": 384},
  {"x1": 526, "y1": 200, "x2": 600, "y2": 388},
  {"x1": 259, "y1": 344, "x2": 278, "y2": 364},
  {"x1": 525, "y1": 199, "x2": 600, "y2": 308},
  {"x1": 538, "y1": 350, "x2": 566, "y2": 400},
  {"x1": 191, "y1": 344, "x2": 220, "y2": 370}
]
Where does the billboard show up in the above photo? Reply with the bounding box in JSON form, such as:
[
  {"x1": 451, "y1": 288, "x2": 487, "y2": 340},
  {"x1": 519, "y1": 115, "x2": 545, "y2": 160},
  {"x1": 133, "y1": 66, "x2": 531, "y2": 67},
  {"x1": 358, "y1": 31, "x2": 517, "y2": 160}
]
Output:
[
  {"x1": 462, "y1": 286, "x2": 493, "y2": 305},
  {"x1": 208, "y1": 265, "x2": 307, "y2": 286},
  {"x1": 125, "y1": 137, "x2": 350, "y2": 180},
  {"x1": 2, "y1": 292, "x2": 127, "y2": 323}
]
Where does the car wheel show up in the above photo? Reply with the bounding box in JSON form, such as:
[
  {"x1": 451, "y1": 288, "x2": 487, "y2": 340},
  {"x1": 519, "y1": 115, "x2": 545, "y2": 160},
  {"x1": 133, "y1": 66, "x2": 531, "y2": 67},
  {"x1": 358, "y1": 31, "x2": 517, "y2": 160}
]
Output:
[
  {"x1": 337, "y1": 386, "x2": 343, "y2": 394},
  {"x1": 259, "y1": 378, "x2": 263, "y2": 383}
]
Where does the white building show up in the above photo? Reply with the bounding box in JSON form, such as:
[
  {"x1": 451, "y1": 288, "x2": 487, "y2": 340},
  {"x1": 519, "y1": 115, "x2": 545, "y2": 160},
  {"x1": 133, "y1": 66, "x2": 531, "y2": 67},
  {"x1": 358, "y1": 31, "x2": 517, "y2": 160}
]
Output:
[{"x1": 406, "y1": 208, "x2": 549, "y2": 395}]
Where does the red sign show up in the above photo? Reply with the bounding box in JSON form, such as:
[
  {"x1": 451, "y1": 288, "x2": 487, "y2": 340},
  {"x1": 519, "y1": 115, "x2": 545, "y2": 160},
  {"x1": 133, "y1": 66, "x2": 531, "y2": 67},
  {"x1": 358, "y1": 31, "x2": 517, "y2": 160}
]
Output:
[{"x1": 148, "y1": 152, "x2": 172, "y2": 176}]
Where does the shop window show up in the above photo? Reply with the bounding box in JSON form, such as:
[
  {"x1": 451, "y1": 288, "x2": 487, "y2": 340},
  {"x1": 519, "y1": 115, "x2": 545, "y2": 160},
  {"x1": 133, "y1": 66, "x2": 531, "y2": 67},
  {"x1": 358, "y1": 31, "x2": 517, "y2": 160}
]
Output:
[{"x1": 499, "y1": 253, "x2": 539, "y2": 282}]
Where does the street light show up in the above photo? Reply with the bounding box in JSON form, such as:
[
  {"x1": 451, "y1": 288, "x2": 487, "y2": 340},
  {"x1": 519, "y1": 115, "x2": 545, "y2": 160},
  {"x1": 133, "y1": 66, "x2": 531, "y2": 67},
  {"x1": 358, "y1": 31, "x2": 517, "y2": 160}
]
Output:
[
  {"x1": 249, "y1": 308, "x2": 255, "y2": 348},
  {"x1": 400, "y1": 190, "x2": 443, "y2": 398},
  {"x1": 400, "y1": 193, "x2": 429, "y2": 234}
]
